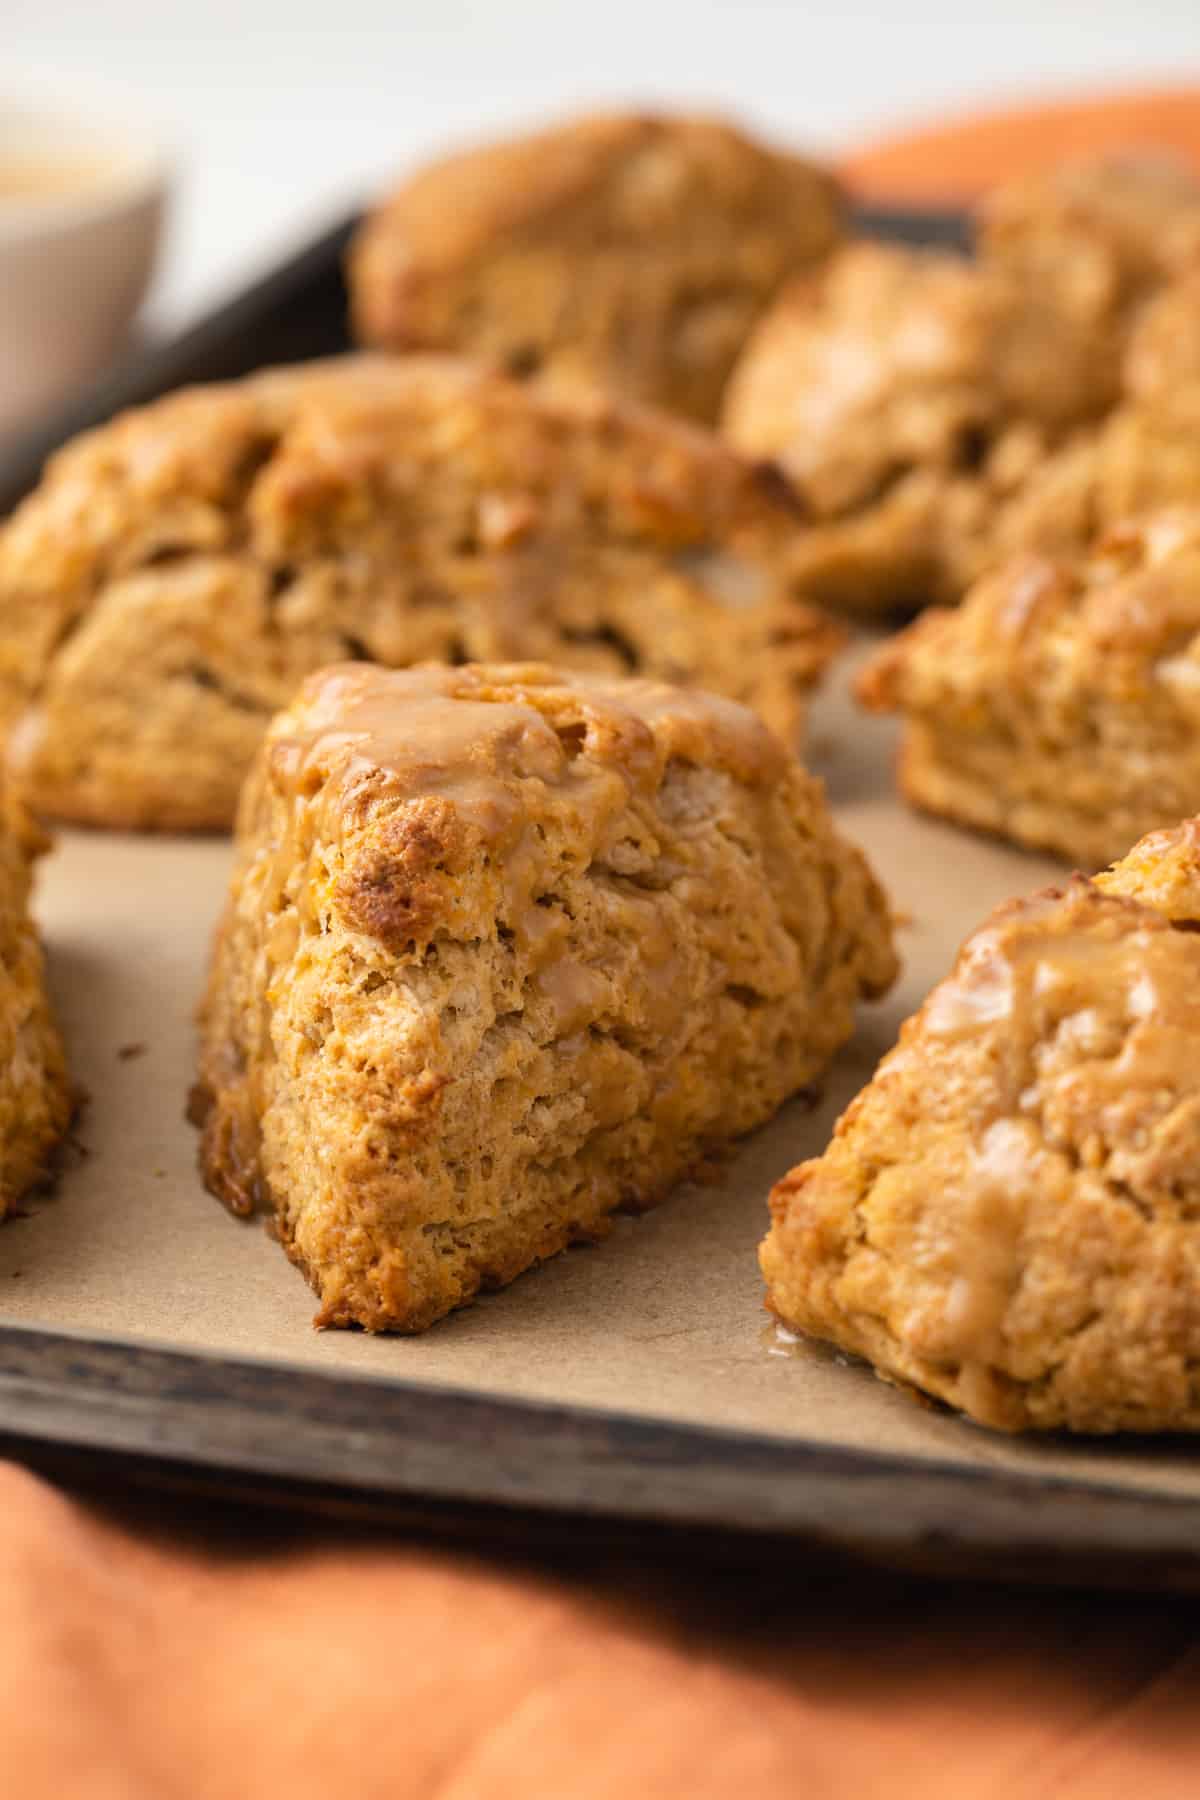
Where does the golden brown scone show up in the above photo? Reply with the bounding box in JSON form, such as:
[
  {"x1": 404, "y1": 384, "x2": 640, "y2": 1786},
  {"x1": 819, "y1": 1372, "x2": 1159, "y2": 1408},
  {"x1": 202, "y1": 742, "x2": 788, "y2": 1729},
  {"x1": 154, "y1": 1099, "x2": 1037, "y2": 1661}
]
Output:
[
  {"x1": 763, "y1": 817, "x2": 1200, "y2": 1434},
  {"x1": 1122, "y1": 271, "x2": 1200, "y2": 402},
  {"x1": 992, "y1": 380, "x2": 1200, "y2": 569},
  {"x1": 979, "y1": 152, "x2": 1200, "y2": 322},
  {"x1": 857, "y1": 511, "x2": 1200, "y2": 868},
  {"x1": 348, "y1": 111, "x2": 842, "y2": 423},
  {"x1": 0, "y1": 782, "x2": 71, "y2": 1212},
  {"x1": 722, "y1": 242, "x2": 1114, "y2": 613},
  {"x1": 982, "y1": 253, "x2": 1200, "y2": 568},
  {"x1": 194, "y1": 661, "x2": 897, "y2": 1332},
  {"x1": 0, "y1": 354, "x2": 841, "y2": 832}
]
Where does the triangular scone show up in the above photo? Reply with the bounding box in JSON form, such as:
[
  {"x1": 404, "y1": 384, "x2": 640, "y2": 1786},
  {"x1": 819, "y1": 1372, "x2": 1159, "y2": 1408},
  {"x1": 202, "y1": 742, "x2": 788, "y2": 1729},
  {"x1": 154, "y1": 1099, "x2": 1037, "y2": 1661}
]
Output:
[
  {"x1": 723, "y1": 158, "x2": 1200, "y2": 617},
  {"x1": 927, "y1": 254, "x2": 1200, "y2": 574},
  {"x1": 348, "y1": 111, "x2": 842, "y2": 424},
  {"x1": 721, "y1": 241, "x2": 1120, "y2": 614},
  {"x1": 0, "y1": 782, "x2": 71, "y2": 1212},
  {"x1": 978, "y1": 153, "x2": 1200, "y2": 319},
  {"x1": 858, "y1": 511, "x2": 1200, "y2": 868},
  {"x1": 1121, "y1": 271, "x2": 1200, "y2": 404},
  {"x1": 194, "y1": 662, "x2": 896, "y2": 1332},
  {"x1": 989, "y1": 381, "x2": 1200, "y2": 571},
  {"x1": 0, "y1": 355, "x2": 841, "y2": 833},
  {"x1": 762, "y1": 817, "x2": 1200, "y2": 1434}
]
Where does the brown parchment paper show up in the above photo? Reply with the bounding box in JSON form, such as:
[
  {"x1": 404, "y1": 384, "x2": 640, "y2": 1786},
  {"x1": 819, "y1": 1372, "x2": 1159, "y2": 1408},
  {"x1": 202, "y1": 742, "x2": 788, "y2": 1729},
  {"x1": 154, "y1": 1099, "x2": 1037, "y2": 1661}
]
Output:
[{"x1": 6, "y1": 646, "x2": 1200, "y2": 1506}]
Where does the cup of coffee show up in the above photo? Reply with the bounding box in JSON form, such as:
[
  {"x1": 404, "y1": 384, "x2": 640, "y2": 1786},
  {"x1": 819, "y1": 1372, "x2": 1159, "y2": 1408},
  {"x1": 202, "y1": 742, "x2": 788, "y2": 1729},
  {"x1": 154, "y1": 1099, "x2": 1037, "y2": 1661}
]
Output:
[{"x1": 0, "y1": 80, "x2": 170, "y2": 439}]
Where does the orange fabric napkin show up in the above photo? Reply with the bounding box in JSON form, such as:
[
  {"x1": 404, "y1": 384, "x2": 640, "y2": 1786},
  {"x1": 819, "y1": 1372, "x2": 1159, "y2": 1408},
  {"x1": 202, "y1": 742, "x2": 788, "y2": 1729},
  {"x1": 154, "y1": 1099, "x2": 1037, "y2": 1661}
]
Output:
[
  {"x1": 842, "y1": 84, "x2": 1200, "y2": 206},
  {"x1": 2, "y1": 1458, "x2": 1200, "y2": 1799}
]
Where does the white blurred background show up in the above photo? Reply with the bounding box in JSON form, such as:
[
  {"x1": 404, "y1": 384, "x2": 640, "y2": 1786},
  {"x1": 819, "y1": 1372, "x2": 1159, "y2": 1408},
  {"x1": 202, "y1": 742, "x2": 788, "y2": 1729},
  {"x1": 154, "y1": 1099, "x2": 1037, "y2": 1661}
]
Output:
[{"x1": 7, "y1": 0, "x2": 1200, "y2": 328}]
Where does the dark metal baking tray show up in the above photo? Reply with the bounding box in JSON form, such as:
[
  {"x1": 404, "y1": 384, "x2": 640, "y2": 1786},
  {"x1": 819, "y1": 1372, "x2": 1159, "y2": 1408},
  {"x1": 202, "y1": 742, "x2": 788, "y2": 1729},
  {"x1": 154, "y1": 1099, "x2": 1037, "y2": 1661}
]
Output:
[{"x1": 10, "y1": 200, "x2": 1184, "y2": 1592}]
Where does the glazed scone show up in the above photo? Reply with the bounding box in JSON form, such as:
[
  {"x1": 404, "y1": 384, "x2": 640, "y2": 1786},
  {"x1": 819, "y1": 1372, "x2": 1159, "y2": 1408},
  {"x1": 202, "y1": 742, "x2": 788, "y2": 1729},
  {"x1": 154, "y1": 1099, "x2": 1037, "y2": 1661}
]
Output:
[
  {"x1": 348, "y1": 111, "x2": 842, "y2": 423},
  {"x1": 984, "y1": 261, "x2": 1200, "y2": 567},
  {"x1": 857, "y1": 512, "x2": 1200, "y2": 868},
  {"x1": 722, "y1": 242, "x2": 1114, "y2": 613},
  {"x1": 763, "y1": 818, "x2": 1200, "y2": 1434},
  {"x1": 0, "y1": 354, "x2": 842, "y2": 832},
  {"x1": 0, "y1": 781, "x2": 71, "y2": 1212},
  {"x1": 1122, "y1": 272, "x2": 1200, "y2": 402},
  {"x1": 979, "y1": 153, "x2": 1200, "y2": 323},
  {"x1": 992, "y1": 381, "x2": 1200, "y2": 569},
  {"x1": 194, "y1": 661, "x2": 897, "y2": 1331}
]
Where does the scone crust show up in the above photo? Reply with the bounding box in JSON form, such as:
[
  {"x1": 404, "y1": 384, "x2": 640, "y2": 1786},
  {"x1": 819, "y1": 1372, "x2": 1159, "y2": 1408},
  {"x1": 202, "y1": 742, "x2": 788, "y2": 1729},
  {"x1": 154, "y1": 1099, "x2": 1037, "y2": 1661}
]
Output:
[
  {"x1": 0, "y1": 353, "x2": 839, "y2": 832},
  {"x1": 722, "y1": 241, "x2": 1118, "y2": 614},
  {"x1": 979, "y1": 153, "x2": 1200, "y2": 313},
  {"x1": 991, "y1": 379, "x2": 1200, "y2": 573},
  {"x1": 0, "y1": 785, "x2": 71, "y2": 1211},
  {"x1": 349, "y1": 111, "x2": 842, "y2": 422},
  {"x1": 196, "y1": 660, "x2": 896, "y2": 1331},
  {"x1": 724, "y1": 160, "x2": 1200, "y2": 617},
  {"x1": 1122, "y1": 271, "x2": 1200, "y2": 403},
  {"x1": 858, "y1": 511, "x2": 1200, "y2": 867},
  {"x1": 763, "y1": 820, "x2": 1200, "y2": 1433}
]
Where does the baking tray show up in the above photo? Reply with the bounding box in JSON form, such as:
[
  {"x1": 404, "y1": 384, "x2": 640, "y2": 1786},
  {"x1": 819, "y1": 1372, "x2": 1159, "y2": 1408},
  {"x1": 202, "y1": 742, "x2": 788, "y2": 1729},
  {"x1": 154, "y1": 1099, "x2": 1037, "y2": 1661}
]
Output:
[{"x1": 7, "y1": 201, "x2": 1200, "y2": 1592}]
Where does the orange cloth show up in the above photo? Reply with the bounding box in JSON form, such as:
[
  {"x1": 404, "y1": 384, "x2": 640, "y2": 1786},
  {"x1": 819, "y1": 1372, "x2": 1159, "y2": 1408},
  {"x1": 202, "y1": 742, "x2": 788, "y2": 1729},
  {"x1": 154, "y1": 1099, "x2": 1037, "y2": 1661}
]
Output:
[
  {"x1": 2, "y1": 1460, "x2": 1200, "y2": 1798},
  {"x1": 843, "y1": 85, "x2": 1200, "y2": 206}
]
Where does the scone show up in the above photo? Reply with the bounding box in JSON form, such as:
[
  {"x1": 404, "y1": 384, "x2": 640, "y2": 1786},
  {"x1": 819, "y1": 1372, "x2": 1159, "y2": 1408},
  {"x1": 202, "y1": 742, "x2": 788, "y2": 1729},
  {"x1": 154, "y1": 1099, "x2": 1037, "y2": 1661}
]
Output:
[
  {"x1": 194, "y1": 661, "x2": 897, "y2": 1331},
  {"x1": 979, "y1": 152, "x2": 1200, "y2": 321},
  {"x1": 721, "y1": 242, "x2": 1114, "y2": 613},
  {"x1": 0, "y1": 782, "x2": 71, "y2": 1212},
  {"x1": 0, "y1": 354, "x2": 842, "y2": 832},
  {"x1": 1122, "y1": 271, "x2": 1200, "y2": 402},
  {"x1": 762, "y1": 818, "x2": 1200, "y2": 1434},
  {"x1": 348, "y1": 111, "x2": 842, "y2": 423},
  {"x1": 979, "y1": 255, "x2": 1200, "y2": 568},
  {"x1": 857, "y1": 511, "x2": 1200, "y2": 868},
  {"x1": 992, "y1": 376, "x2": 1200, "y2": 576}
]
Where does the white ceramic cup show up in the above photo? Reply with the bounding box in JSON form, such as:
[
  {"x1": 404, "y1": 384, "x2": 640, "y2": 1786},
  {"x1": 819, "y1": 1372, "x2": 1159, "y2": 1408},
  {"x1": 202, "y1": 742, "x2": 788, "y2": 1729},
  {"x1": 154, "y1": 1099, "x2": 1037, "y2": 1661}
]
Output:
[{"x1": 0, "y1": 82, "x2": 170, "y2": 436}]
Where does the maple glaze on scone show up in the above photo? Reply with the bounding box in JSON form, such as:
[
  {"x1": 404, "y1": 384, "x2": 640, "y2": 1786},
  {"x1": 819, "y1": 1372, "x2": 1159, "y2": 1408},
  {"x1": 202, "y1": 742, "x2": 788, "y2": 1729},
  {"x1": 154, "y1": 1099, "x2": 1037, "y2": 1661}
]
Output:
[
  {"x1": 858, "y1": 510, "x2": 1200, "y2": 867},
  {"x1": 0, "y1": 354, "x2": 840, "y2": 832},
  {"x1": 349, "y1": 111, "x2": 842, "y2": 423},
  {"x1": 763, "y1": 818, "x2": 1200, "y2": 1434},
  {"x1": 195, "y1": 661, "x2": 896, "y2": 1331}
]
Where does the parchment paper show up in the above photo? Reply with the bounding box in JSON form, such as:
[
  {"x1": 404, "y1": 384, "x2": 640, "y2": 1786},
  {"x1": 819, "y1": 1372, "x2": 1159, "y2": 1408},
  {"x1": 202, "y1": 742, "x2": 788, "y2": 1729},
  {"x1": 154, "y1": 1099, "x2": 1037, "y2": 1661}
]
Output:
[{"x1": 6, "y1": 646, "x2": 1199, "y2": 1506}]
